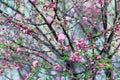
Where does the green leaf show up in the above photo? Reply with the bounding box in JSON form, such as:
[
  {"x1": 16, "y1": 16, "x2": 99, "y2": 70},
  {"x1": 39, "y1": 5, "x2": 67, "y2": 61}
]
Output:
[
  {"x1": 78, "y1": 62, "x2": 84, "y2": 67},
  {"x1": 85, "y1": 29, "x2": 91, "y2": 34},
  {"x1": 92, "y1": 32, "x2": 101, "y2": 38},
  {"x1": 62, "y1": 72, "x2": 67, "y2": 77},
  {"x1": 16, "y1": 40, "x2": 23, "y2": 45},
  {"x1": 84, "y1": 70, "x2": 91, "y2": 80},
  {"x1": 106, "y1": 64, "x2": 113, "y2": 69}
]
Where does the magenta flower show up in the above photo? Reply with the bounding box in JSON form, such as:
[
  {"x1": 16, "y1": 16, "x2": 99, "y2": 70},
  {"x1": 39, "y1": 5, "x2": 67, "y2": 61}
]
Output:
[
  {"x1": 98, "y1": 0, "x2": 102, "y2": 5},
  {"x1": 49, "y1": 3, "x2": 56, "y2": 8},
  {"x1": 32, "y1": 60, "x2": 38, "y2": 67},
  {"x1": 64, "y1": 46, "x2": 69, "y2": 52},
  {"x1": 53, "y1": 63, "x2": 61, "y2": 70},
  {"x1": 83, "y1": 17, "x2": 88, "y2": 23},
  {"x1": 58, "y1": 33, "x2": 66, "y2": 41},
  {"x1": 76, "y1": 39, "x2": 89, "y2": 51}
]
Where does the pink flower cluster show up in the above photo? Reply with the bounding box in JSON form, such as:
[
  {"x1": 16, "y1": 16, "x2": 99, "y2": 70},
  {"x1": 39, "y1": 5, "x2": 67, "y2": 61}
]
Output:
[
  {"x1": 53, "y1": 63, "x2": 61, "y2": 70},
  {"x1": 69, "y1": 52, "x2": 85, "y2": 63},
  {"x1": 76, "y1": 39, "x2": 89, "y2": 51},
  {"x1": 43, "y1": 2, "x2": 56, "y2": 10}
]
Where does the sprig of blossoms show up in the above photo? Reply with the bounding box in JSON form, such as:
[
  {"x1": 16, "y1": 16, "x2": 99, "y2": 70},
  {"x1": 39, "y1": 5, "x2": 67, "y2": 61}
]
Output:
[
  {"x1": 76, "y1": 39, "x2": 89, "y2": 51},
  {"x1": 69, "y1": 52, "x2": 85, "y2": 63}
]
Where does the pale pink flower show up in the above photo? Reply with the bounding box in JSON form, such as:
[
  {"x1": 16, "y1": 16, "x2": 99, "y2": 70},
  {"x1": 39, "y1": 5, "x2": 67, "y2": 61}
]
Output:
[
  {"x1": 93, "y1": 44, "x2": 97, "y2": 48},
  {"x1": 46, "y1": 16, "x2": 53, "y2": 23},
  {"x1": 32, "y1": 60, "x2": 38, "y2": 67},
  {"x1": 31, "y1": 0, "x2": 35, "y2": 2},
  {"x1": 83, "y1": 17, "x2": 88, "y2": 23},
  {"x1": 65, "y1": 16, "x2": 71, "y2": 21},
  {"x1": 16, "y1": 65, "x2": 20, "y2": 70},
  {"x1": 16, "y1": 14, "x2": 22, "y2": 20},
  {"x1": 70, "y1": 8, "x2": 75, "y2": 13},
  {"x1": 16, "y1": 47, "x2": 21, "y2": 53},
  {"x1": 58, "y1": 42, "x2": 61, "y2": 47},
  {"x1": 58, "y1": 33, "x2": 66, "y2": 41},
  {"x1": 96, "y1": 55, "x2": 101, "y2": 60},
  {"x1": 64, "y1": 46, "x2": 69, "y2": 52},
  {"x1": 38, "y1": 78, "x2": 43, "y2": 80}
]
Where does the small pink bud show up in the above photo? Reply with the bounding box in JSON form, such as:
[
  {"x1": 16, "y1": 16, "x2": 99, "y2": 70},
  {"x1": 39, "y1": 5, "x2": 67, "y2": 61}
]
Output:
[
  {"x1": 83, "y1": 17, "x2": 87, "y2": 23},
  {"x1": 93, "y1": 45, "x2": 97, "y2": 48},
  {"x1": 32, "y1": 60, "x2": 38, "y2": 67},
  {"x1": 64, "y1": 46, "x2": 69, "y2": 52},
  {"x1": 96, "y1": 55, "x2": 101, "y2": 60},
  {"x1": 58, "y1": 42, "x2": 61, "y2": 47},
  {"x1": 49, "y1": 3, "x2": 56, "y2": 8},
  {"x1": 16, "y1": 47, "x2": 21, "y2": 53}
]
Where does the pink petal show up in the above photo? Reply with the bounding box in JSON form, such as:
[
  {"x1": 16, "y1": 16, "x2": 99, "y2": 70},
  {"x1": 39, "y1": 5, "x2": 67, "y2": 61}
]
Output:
[{"x1": 46, "y1": 16, "x2": 53, "y2": 23}]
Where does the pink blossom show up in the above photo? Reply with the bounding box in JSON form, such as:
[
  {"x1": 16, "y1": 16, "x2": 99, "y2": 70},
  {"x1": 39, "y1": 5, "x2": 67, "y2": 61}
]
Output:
[
  {"x1": 65, "y1": 16, "x2": 71, "y2": 21},
  {"x1": 46, "y1": 16, "x2": 53, "y2": 23},
  {"x1": 58, "y1": 42, "x2": 61, "y2": 47},
  {"x1": 16, "y1": 47, "x2": 21, "y2": 53},
  {"x1": 93, "y1": 44, "x2": 97, "y2": 48},
  {"x1": 38, "y1": 78, "x2": 43, "y2": 80},
  {"x1": 96, "y1": 55, "x2": 101, "y2": 60},
  {"x1": 31, "y1": 0, "x2": 35, "y2": 2},
  {"x1": 16, "y1": 65, "x2": 20, "y2": 70},
  {"x1": 98, "y1": 0, "x2": 102, "y2": 5},
  {"x1": 83, "y1": 17, "x2": 88, "y2": 23},
  {"x1": 0, "y1": 38, "x2": 5, "y2": 42},
  {"x1": 58, "y1": 33, "x2": 66, "y2": 41},
  {"x1": 76, "y1": 39, "x2": 89, "y2": 51},
  {"x1": 64, "y1": 46, "x2": 69, "y2": 52},
  {"x1": 16, "y1": 14, "x2": 22, "y2": 20},
  {"x1": 53, "y1": 63, "x2": 61, "y2": 70},
  {"x1": 70, "y1": 8, "x2": 75, "y2": 13},
  {"x1": 32, "y1": 60, "x2": 38, "y2": 67},
  {"x1": 49, "y1": 3, "x2": 56, "y2": 8},
  {"x1": 24, "y1": 24, "x2": 29, "y2": 27},
  {"x1": 69, "y1": 52, "x2": 85, "y2": 63},
  {"x1": 43, "y1": 4, "x2": 49, "y2": 10}
]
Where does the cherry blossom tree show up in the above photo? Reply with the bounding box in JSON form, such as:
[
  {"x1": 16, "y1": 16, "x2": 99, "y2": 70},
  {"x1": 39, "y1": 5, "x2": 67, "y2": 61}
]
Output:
[{"x1": 0, "y1": 0, "x2": 120, "y2": 80}]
